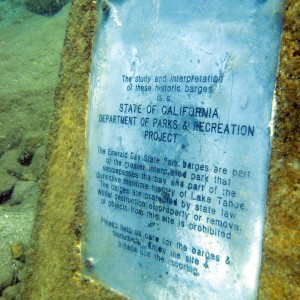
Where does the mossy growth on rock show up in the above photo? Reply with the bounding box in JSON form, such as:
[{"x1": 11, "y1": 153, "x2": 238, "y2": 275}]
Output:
[{"x1": 25, "y1": 0, "x2": 69, "y2": 16}]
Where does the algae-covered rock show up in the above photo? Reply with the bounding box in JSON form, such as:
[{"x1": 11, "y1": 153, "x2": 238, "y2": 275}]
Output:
[
  {"x1": 29, "y1": 145, "x2": 46, "y2": 180},
  {"x1": 0, "y1": 150, "x2": 34, "y2": 183},
  {"x1": 25, "y1": 0, "x2": 69, "y2": 15},
  {"x1": 0, "y1": 259, "x2": 13, "y2": 295},
  {"x1": 10, "y1": 180, "x2": 38, "y2": 206},
  {"x1": 0, "y1": 132, "x2": 46, "y2": 186},
  {"x1": 11, "y1": 242, "x2": 24, "y2": 261},
  {"x1": 17, "y1": 131, "x2": 45, "y2": 166},
  {"x1": 1, "y1": 283, "x2": 21, "y2": 300}
]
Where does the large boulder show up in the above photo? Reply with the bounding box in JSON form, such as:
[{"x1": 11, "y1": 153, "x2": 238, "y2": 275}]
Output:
[{"x1": 25, "y1": 0, "x2": 69, "y2": 16}]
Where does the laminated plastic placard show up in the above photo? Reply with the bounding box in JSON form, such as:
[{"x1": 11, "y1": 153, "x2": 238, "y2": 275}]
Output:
[{"x1": 85, "y1": 1, "x2": 285, "y2": 299}]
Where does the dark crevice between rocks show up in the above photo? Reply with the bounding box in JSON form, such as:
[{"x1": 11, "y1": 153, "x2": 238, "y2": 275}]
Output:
[
  {"x1": 18, "y1": 151, "x2": 33, "y2": 166},
  {"x1": 0, "y1": 188, "x2": 13, "y2": 204}
]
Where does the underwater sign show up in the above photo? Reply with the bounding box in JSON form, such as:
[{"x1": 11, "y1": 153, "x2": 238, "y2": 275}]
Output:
[{"x1": 85, "y1": 1, "x2": 285, "y2": 299}]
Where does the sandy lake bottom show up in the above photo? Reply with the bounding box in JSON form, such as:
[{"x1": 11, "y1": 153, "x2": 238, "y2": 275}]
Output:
[{"x1": 0, "y1": 1, "x2": 70, "y2": 297}]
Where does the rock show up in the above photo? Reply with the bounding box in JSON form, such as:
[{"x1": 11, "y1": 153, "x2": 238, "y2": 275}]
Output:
[
  {"x1": 0, "y1": 260, "x2": 13, "y2": 295},
  {"x1": 13, "y1": 261, "x2": 25, "y2": 283},
  {"x1": 0, "y1": 169, "x2": 17, "y2": 204},
  {"x1": 11, "y1": 242, "x2": 24, "y2": 261},
  {"x1": 0, "y1": 150, "x2": 23, "y2": 179},
  {"x1": 17, "y1": 131, "x2": 45, "y2": 166},
  {"x1": 101, "y1": 0, "x2": 110, "y2": 12},
  {"x1": 0, "y1": 132, "x2": 47, "y2": 184},
  {"x1": 29, "y1": 145, "x2": 46, "y2": 180},
  {"x1": 1, "y1": 283, "x2": 21, "y2": 300},
  {"x1": 10, "y1": 181, "x2": 38, "y2": 206},
  {"x1": 0, "y1": 150, "x2": 31, "y2": 182},
  {"x1": 25, "y1": 0, "x2": 69, "y2": 16}
]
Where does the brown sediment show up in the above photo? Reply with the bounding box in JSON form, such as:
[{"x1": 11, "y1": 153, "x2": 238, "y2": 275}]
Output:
[{"x1": 258, "y1": 0, "x2": 300, "y2": 299}]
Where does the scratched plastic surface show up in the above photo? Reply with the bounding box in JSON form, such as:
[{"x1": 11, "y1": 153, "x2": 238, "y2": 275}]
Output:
[{"x1": 85, "y1": 1, "x2": 285, "y2": 299}]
